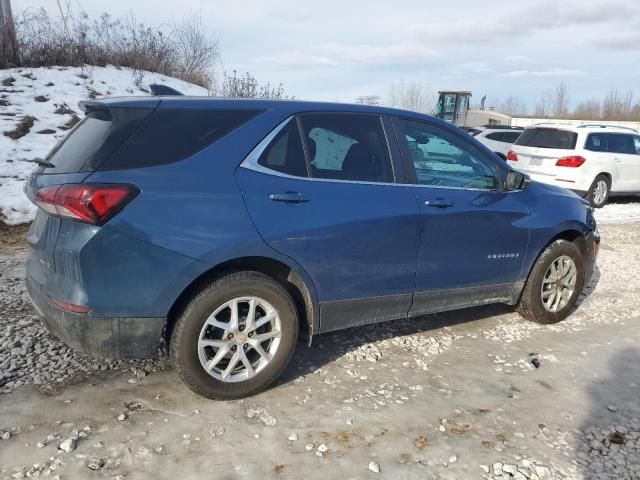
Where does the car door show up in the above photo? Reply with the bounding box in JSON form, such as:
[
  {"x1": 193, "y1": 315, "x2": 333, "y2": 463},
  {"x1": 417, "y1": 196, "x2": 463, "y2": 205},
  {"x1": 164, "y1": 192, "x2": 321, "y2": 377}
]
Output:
[
  {"x1": 236, "y1": 113, "x2": 422, "y2": 333},
  {"x1": 392, "y1": 117, "x2": 530, "y2": 317},
  {"x1": 608, "y1": 133, "x2": 640, "y2": 192}
]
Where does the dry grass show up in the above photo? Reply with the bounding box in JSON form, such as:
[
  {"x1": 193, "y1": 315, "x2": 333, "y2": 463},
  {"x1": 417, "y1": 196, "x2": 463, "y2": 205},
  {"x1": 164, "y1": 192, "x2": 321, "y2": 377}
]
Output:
[{"x1": 3, "y1": 116, "x2": 36, "y2": 140}]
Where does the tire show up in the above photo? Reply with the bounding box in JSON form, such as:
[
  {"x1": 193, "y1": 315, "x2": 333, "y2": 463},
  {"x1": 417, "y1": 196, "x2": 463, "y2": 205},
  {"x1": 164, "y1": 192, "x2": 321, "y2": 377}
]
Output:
[
  {"x1": 586, "y1": 175, "x2": 610, "y2": 208},
  {"x1": 170, "y1": 271, "x2": 298, "y2": 400},
  {"x1": 516, "y1": 239, "x2": 585, "y2": 324}
]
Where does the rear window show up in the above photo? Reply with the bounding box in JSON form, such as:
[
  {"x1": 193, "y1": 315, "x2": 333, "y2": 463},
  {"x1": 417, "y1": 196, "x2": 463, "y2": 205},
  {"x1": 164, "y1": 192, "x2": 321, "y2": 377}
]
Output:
[
  {"x1": 102, "y1": 108, "x2": 261, "y2": 170},
  {"x1": 514, "y1": 128, "x2": 577, "y2": 150},
  {"x1": 43, "y1": 108, "x2": 151, "y2": 174}
]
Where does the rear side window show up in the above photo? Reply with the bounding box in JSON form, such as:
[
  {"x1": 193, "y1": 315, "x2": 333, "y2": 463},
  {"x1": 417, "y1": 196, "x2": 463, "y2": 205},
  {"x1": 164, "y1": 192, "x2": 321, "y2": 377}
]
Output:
[
  {"x1": 515, "y1": 128, "x2": 577, "y2": 149},
  {"x1": 485, "y1": 132, "x2": 504, "y2": 141},
  {"x1": 257, "y1": 120, "x2": 308, "y2": 177},
  {"x1": 299, "y1": 114, "x2": 394, "y2": 183},
  {"x1": 607, "y1": 133, "x2": 637, "y2": 155},
  {"x1": 502, "y1": 131, "x2": 521, "y2": 143},
  {"x1": 103, "y1": 109, "x2": 261, "y2": 170},
  {"x1": 43, "y1": 108, "x2": 152, "y2": 173},
  {"x1": 585, "y1": 133, "x2": 608, "y2": 152}
]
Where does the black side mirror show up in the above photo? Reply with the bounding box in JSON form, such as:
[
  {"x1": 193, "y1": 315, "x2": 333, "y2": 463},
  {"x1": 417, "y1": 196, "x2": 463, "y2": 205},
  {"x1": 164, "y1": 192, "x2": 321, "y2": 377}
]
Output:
[{"x1": 506, "y1": 170, "x2": 528, "y2": 191}]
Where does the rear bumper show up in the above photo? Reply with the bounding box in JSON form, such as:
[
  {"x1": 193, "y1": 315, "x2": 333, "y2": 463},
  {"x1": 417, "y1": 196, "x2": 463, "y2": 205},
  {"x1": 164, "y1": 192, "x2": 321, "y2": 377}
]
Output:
[{"x1": 26, "y1": 275, "x2": 165, "y2": 359}]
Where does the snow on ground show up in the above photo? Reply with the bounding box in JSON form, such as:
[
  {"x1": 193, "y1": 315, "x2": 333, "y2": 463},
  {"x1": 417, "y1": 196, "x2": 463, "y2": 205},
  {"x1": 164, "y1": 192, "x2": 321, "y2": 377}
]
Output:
[
  {"x1": 0, "y1": 66, "x2": 208, "y2": 224},
  {"x1": 595, "y1": 197, "x2": 640, "y2": 225}
]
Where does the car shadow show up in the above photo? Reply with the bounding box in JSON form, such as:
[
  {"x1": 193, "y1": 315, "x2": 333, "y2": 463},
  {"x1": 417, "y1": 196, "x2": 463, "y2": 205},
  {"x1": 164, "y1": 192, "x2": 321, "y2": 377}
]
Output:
[
  {"x1": 278, "y1": 302, "x2": 512, "y2": 385},
  {"x1": 576, "y1": 347, "x2": 640, "y2": 479},
  {"x1": 278, "y1": 264, "x2": 602, "y2": 386}
]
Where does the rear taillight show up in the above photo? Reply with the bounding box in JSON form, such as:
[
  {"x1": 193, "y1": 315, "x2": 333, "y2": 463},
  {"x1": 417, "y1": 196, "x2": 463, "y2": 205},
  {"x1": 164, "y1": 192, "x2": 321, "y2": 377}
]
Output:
[
  {"x1": 34, "y1": 184, "x2": 138, "y2": 225},
  {"x1": 555, "y1": 156, "x2": 586, "y2": 168},
  {"x1": 506, "y1": 150, "x2": 518, "y2": 161}
]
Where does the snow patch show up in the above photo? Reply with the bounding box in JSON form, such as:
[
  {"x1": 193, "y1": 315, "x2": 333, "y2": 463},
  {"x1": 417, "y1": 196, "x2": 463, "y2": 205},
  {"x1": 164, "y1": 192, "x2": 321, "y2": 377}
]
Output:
[{"x1": 0, "y1": 66, "x2": 208, "y2": 225}]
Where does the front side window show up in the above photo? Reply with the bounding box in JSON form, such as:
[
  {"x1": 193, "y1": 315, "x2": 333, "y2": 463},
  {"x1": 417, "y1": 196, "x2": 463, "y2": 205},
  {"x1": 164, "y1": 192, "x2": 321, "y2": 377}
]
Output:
[
  {"x1": 485, "y1": 132, "x2": 504, "y2": 142},
  {"x1": 257, "y1": 120, "x2": 308, "y2": 177},
  {"x1": 398, "y1": 119, "x2": 498, "y2": 190},
  {"x1": 299, "y1": 114, "x2": 394, "y2": 183},
  {"x1": 633, "y1": 136, "x2": 640, "y2": 155}
]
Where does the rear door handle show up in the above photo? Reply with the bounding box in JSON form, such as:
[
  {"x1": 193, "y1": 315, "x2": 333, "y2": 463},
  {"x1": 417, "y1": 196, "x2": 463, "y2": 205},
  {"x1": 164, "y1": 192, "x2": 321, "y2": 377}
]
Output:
[
  {"x1": 425, "y1": 198, "x2": 453, "y2": 208},
  {"x1": 269, "y1": 192, "x2": 310, "y2": 204}
]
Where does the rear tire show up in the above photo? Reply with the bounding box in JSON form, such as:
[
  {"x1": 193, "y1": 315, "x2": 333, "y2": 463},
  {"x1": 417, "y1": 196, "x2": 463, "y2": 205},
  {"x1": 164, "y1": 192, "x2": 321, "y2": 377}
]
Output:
[
  {"x1": 170, "y1": 271, "x2": 298, "y2": 400},
  {"x1": 516, "y1": 239, "x2": 585, "y2": 324},
  {"x1": 586, "y1": 175, "x2": 610, "y2": 208}
]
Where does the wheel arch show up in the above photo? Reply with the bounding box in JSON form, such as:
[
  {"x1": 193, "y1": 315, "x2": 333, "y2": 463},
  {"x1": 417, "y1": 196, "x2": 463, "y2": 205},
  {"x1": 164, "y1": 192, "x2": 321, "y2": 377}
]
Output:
[
  {"x1": 166, "y1": 256, "x2": 318, "y2": 346},
  {"x1": 511, "y1": 228, "x2": 590, "y2": 304}
]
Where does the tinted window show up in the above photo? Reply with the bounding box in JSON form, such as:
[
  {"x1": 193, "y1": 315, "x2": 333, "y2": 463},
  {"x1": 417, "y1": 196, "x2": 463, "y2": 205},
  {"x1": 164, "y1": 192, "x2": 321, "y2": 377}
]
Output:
[
  {"x1": 515, "y1": 128, "x2": 577, "y2": 149},
  {"x1": 485, "y1": 132, "x2": 504, "y2": 141},
  {"x1": 607, "y1": 133, "x2": 637, "y2": 155},
  {"x1": 102, "y1": 109, "x2": 261, "y2": 170},
  {"x1": 634, "y1": 136, "x2": 640, "y2": 155},
  {"x1": 299, "y1": 114, "x2": 393, "y2": 183},
  {"x1": 43, "y1": 108, "x2": 152, "y2": 173},
  {"x1": 399, "y1": 119, "x2": 498, "y2": 190},
  {"x1": 585, "y1": 133, "x2": 608, "y2": 152},
  {"x1": 257, "y1": 120, "x2": 308, "y2": 177},
  {"x1": 502, "y1": 131, "x2": 521, "y2": 143}
]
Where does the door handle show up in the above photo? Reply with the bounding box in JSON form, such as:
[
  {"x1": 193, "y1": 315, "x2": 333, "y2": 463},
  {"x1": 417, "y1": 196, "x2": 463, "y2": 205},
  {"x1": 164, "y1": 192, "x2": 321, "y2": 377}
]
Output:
[
  {"x1": 425, "y1": 198, "x2": 453, "y2": 208},
  {"x1": 269, "y1": 192, "x2": 310, "y2": 204}
]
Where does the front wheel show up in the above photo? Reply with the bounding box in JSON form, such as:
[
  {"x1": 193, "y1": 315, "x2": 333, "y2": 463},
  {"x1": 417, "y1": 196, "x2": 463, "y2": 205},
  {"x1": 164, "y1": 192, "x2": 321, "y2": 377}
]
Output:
[
  {"x1": 170, "y1": 271, "x2": 298, "y2": 399},
  {"x1": 516, "y1": 239, "x2": 585, "y2": 324}
]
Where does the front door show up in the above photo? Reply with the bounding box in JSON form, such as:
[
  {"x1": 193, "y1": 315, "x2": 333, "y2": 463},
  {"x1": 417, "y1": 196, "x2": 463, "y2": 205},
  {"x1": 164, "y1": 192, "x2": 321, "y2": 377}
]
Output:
[
  {"x1": 393, "y1": 118, "x2": 531, "y2": 317},
  {"x1": 608, "y1": 133, "x2": 640, "y2": 192},
  {"x1": 237, "y1": 113, "x2": 421, "y2": 332}
]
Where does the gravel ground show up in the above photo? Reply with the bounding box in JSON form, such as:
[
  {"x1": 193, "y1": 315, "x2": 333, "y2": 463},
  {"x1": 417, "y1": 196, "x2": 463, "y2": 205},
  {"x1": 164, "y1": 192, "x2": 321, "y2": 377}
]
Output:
[{"x1": 1, "y1": 222, "x2": 639, "y2": 479}]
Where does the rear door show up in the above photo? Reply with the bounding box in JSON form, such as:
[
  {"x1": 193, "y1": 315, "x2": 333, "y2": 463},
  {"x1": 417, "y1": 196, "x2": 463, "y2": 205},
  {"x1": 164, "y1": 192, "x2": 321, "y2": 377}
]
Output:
[
  {"x1": 393, "y1": 117, "x2": 530, "y2": 317},
  {"x1": 237, "y1": 113, "x2": 422, "y2": 332}
]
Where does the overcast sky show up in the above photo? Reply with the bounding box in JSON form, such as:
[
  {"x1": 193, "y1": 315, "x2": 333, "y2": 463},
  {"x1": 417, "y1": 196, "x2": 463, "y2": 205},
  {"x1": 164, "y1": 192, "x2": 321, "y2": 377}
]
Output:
[{"x1": 18, "y1": 0, "x2": 640, "y2": 108}]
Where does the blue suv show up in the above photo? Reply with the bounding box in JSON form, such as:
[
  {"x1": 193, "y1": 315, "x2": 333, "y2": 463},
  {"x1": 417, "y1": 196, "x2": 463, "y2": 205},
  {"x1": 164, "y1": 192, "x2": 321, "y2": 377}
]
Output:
[{"x1": 25, "y1": 96, "x2": 599, "y2": 399}]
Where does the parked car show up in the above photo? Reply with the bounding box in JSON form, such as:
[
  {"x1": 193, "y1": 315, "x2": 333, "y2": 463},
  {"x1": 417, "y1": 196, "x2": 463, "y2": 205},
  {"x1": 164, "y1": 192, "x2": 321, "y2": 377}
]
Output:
[
  {"x1": 507, "y1": 124, "x2": 640, "y2": 207},
  {"x1": 25, "y1": 98, "x2": 599, "y2": 399},
  {"x1": 471, "y1": 125, "x2": 524, "y2": 159}
]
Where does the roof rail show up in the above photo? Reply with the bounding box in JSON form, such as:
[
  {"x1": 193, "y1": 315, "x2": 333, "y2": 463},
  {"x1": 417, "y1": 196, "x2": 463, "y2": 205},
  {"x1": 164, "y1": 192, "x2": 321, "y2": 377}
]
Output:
[
  {"x1": 149, "y1": 84, "x2": 184, "y2": 96},
  {"x1": 576, "y1": 123, "x2": 639, "y2": 133},
  {"x1": 481, "y1": 124, "x2": 524, "y2": 130}
]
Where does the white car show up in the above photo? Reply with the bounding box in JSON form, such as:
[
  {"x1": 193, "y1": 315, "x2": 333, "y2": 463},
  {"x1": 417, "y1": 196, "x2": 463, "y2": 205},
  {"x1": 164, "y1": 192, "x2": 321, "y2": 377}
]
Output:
[
  {"x1": 507, "y1": 124, "x2": 640, "y2": 207},
  {"x1": 471, "y1": 126, "x2": 523, "y2": 159}
]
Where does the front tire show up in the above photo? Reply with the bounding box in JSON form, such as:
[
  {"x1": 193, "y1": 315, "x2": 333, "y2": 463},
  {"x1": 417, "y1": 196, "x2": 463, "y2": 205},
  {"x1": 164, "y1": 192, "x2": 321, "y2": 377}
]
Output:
[
  {"x1": 170, "y1": 271, "x2": 298, "y2": 400},
  {"x1": 587, "y1": 175, "x2": 610, "y2": 208},
  {"x1": 516, "y1": 239, "x2": 585, "y2": 324}
]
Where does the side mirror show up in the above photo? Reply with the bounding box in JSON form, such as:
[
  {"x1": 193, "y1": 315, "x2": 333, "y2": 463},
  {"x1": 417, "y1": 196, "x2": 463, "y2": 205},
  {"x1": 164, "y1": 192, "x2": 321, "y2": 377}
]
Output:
[{"x1": 506, "y1": 170, "x2": 528, "y2": 191}]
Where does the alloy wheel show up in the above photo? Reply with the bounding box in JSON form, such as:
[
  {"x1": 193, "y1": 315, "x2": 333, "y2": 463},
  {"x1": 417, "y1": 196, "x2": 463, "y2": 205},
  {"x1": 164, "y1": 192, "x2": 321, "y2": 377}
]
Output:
[
  {"x1": 197, "y1": 296, "x2": 281, "y2": 382},
  {"x1": 540, "y1": 255, "x2": 577, "y2": 312},
  {"x1": 592, "y1": 180, "x2": 608, "y2": 206}
]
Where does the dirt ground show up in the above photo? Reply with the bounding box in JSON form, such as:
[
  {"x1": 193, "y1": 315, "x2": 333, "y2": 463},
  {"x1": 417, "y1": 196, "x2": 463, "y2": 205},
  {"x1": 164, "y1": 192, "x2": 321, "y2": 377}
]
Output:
[{"x1": 1, "y1": 222, "x2": 639, "y2": 479}]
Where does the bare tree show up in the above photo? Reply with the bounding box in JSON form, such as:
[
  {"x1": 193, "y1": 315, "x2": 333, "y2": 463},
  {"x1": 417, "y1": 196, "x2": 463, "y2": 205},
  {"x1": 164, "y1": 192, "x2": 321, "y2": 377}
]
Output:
[
  {"x1": 552, "y1": 82, "x2": 570, "y2": 118},
  {"x1": 534, "y1": 88, "x2": 554, "y2": 118},
  {"x1": 497, "y1": 96, "x2": 528, "y2": 116},
  {"x1": 221, "y1": 70, "x2": 291, "y2": 99},
  {"x1": 355, "y1": 94, "x2": 381, "y2": 105},
  {"x1": 573, "y1": 98, "x2": 602, "y2": 120},
  {"x1": 602, "y1": 89, "x2": 635, "y2": 121},
  {"x1": 388, "y1": 81, "x2": 434, "y2": 113}
]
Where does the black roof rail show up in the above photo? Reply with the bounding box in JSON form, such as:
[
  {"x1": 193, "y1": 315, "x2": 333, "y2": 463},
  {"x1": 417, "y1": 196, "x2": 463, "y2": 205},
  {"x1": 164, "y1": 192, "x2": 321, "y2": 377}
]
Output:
[
  {"x1": 149, "y1": 84, "x2": 184, "y2": 96},
  {"x1": 482, "y1": 124, "x2": 524, "y2": 130}
]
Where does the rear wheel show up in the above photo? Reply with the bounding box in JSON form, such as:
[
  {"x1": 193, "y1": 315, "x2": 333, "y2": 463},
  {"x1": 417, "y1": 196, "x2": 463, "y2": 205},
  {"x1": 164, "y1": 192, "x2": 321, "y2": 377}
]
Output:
[
  {"x1": 170, "y1": 271, "x2": 298, "y2": 399},
  {"x1": 587, "y1": 175, "x2": 610, "y2": 208},
  {"x1": 516, "y1": 239, "x2": 585, "y2": 324}
]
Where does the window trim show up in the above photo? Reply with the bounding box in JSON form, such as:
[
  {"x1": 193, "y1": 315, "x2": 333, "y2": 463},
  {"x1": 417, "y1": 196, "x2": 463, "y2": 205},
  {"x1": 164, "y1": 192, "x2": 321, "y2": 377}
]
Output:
[
  {"x1": 240, "y1": 113, "x2": 406, "y2": 187},
  {"x1": 391, "y1": 116, "x2": 507, "y2": 192}
]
